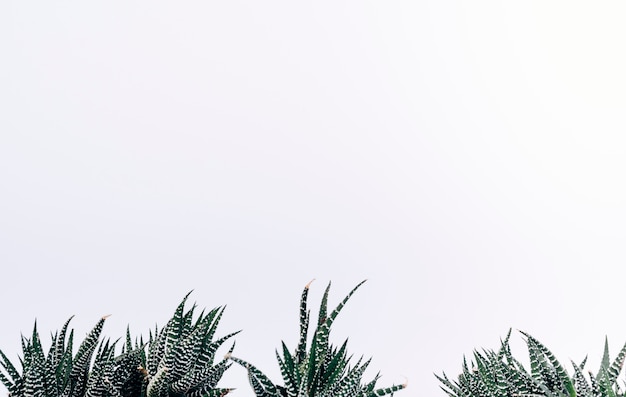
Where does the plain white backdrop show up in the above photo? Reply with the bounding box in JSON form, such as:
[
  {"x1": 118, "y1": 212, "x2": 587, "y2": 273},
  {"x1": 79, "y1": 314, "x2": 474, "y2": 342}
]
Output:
[{"x1": 3, "y1": 2, "x2": 626, "y2": 396}]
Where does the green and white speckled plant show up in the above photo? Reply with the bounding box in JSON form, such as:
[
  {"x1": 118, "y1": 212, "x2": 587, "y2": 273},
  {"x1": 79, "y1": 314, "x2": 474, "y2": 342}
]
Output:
[
  {"x1": 229, "y1": 280, "x2": 406, "y2": 397},
  {"x1": 438, "y1": 329, "x2": 626, "y2": 397},
  {"x1": 0, "y1": 282, "x2": 405, "y2": 397},
  {"x1": 0, "y1": 315, "x2": 143, "y2": 397},
  {"x1": 0, "y1": 294, "x2": 236, "y2": 397}
]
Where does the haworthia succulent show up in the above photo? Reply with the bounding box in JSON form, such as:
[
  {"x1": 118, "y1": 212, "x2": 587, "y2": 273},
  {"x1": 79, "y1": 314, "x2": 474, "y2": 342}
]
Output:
[
  {"x1": 0, "y1": 286, "x2": 404, "y2": 397},
  {"x1": 438, "y1": 329, "x2": 626, "y2": 397},
  {"x1": 229, "y1": 280, "x2": 406, "y2": 397},
  {"x1": 140, "y1": 293, "x2": 237, "y2": 397},
  {"x1": 0, "y1": 293, "x2": 235, "y2": 397},
  {"x1": 0, "y1": 315, "x2": 137, "y2": 397}
]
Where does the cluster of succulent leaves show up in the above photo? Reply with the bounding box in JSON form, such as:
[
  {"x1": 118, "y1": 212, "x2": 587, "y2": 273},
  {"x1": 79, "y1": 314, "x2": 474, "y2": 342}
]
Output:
[
  {"x1": 0, "y1": 282, "x2": 405, "y2": 397},
  {"x1": 141, "y1": 292, "x2": 238, "y2": 397},
  {"x1": 0, "y1": 314, "x2": 136, "y2": 397},
  {"x1": 229, "y1": 279, "x2": 406, "y2": 397},
  {"x1": 0, "y1": 292, "x2": 237, "y2": 397},
  {"x1": 437, "y1": 328, "x2": 626, "y2": 397}
]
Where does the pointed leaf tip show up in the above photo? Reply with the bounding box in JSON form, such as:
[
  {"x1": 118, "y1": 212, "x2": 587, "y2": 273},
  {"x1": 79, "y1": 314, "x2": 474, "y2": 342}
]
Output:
[{"x1": 305, "y1": 279, "x2": 315, "y2": 289}]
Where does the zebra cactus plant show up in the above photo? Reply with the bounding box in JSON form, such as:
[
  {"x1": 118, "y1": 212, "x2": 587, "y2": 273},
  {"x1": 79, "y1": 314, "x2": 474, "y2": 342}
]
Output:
[
  {"x1": 229, "y1": 280, "x2": 406, "y2": 397},
  {"x1": 84, "y1": 328, "x2": 144, "y2": 397},
  {"x1": 0, "y1": 293, "x2": 237, "y2": 397},
  {"x1": 0, "y1": 314, "x2": 141, "y2": 397},
  {"x1": 140, "y1": 292, "x2": 238, "y2": 397},
  {"x1": 0, "y1": 285, "x2": 406, "y2": 397},
  {"x1": 437, "y1": 329, "x2": 626, "y2": 397}
]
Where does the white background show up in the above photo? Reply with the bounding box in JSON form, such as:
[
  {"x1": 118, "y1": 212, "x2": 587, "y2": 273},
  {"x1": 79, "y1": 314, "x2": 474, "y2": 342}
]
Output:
[{"x1": 2, "y1": 2, "x2": 626, "y2": 396}]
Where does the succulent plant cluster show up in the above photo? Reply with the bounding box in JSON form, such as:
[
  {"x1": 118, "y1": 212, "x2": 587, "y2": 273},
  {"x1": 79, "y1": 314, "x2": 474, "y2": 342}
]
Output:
[
  {"x1": 0, "y1": 314, "x2": 124, "y2": 397},
  {"x1": 437, "y1": 329, "x2": 626, "y2": 397},
  {"x1": 0, "y1": 293, "x2": 235, "y2": 397},
  {"x1": 230, "y1": 280, "x2": 406, "y2": 397},
  {"x1": 141, "y1": 293, "x2": 238, "y2": 397},
  {"x1": 0, "y1": 281, "x2": 405, "y2": 397}
]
